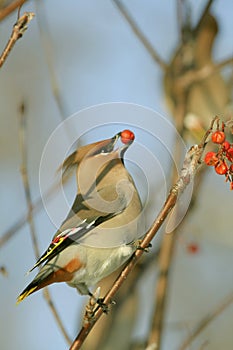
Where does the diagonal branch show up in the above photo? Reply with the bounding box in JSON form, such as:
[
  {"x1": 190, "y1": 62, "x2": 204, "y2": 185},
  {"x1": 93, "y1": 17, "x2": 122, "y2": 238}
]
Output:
[
  {"x1": 0, "y1": 11, "x2": 34, "y2": 68},
  {"x1": 112, "y1": 0, "x2": 167, "y2": 71},
  {"x1": 178, "y1": 56, "x2": 233, "y2": 89},
  {"x1": 69, "y1": 117, "x2": 217, "y2": 350},
  {"x1": 35, "y1": 1, "x2": 69, "y2": 119},
  {"x1": 0, "y1": 173, "x2": 71, "y2": 248},
  {"x1": 179, "y1": 291, "x2": 233, "y2": 350},
  {"x1": 146, "y1": 70, "x2": 189, "y2": 349},
  {"x1": 0, "y1": 194, "x2": 48, "y2": 248},
  {"x1": 18, "y1": 102, "x2": 40, "y2": 260},
  {"x1": 0, "y1": 0, "x2": 27, "y2": 21},
  {"x1": 193, "y1": 0, "x2": 214, "y2": 35},
  {"x1": 18, "y1": 102, "x2": 72, "y2": 346}
]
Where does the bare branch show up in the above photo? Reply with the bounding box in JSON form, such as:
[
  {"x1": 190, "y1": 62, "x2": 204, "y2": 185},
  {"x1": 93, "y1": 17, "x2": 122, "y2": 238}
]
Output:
[
  {"x1": 146, "y1": 65, "x2": 190, "y2": 348},
  {"x1": 42, "y1": 288, "x2": 72, "y2": 345},
  {"x1": 82, "y1": 251, "x2": 159, "y2": 350},
  {"x1": 69, "y1": 117, "x2": 215, "y2": 350},
  {"x1": 18, "y1": 103, "x2": 72, "y2": 346},
  {"x1": 178, "y1": 56, "x2": 233, "y2": 89},
  {"x1": 18, "y1": 102, "x2": 40, "y2": 260},
  {"x1": 35, "y1": 1, "x2": 68, "y2": 119},
  {"x1": 0, "y1": 11, "x2": 34, "y2": 68},
  {"x1": 0, "y1": 0, "x2": 27, "y2": 21},
  {"x1": 0, "y1": 265, "x2": 8, "y2": 277},
  {"x1": 176, "y1": 0, "x2": 184, "y2": 44},
  {"x1": 0, "y1": 209, "x2": 32, "y2": 248},
  {"x1": 194, "y1": 0, "x2": 214, "y2": 35},
  {"x1": 112, "y1": 0, "x2": 167, "y2": 71},
  {"x1": 145, "y1": 115, "x2": 218, "y2": 350},
  {"x1": 179, "y1": 292, "x2": 233, "y2": 350},
  {"x1": 0, "y1": 180, "x2": 64, "y2": 248}
]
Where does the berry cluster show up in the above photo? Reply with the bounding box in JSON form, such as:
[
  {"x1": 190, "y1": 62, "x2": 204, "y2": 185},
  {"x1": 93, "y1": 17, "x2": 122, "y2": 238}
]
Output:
[{"x1": 204, "y1": 125, "x2": 233, "y2": 190}]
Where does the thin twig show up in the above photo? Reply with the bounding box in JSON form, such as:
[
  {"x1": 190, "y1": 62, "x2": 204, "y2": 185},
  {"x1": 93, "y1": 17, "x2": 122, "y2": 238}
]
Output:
[
  {"x1": 193, "y1": 0, "x2": 214, "y2": 36},
  {"x1": 112, "y1": 0, "x2": 167, "y2": 71},
  {"x1": 0, "y1": 169, "x2": 73, "y2": 248},
  {"x1": 0, "y1": 11, "x2": 34, "y2": 68},
  {"x1": 42, "y1": 288, "x2": 72, "y2": 345},
  {"x1": 0, "y1": 265, "x2": 8, "y2": 277},
  {"x1": 18, "y1": 103, "x2": 72, "y2": 346},
  {"x1": 0, "y1": 180, "x2": 60, "y2": 248},
  {"x1": 69, "y1": 118, "x2": 215, "y2": 350},
  {"x1": 18, "y1": 102, "x2": 40, "y2": 260},
  {"x1": 82, "y1": 249, "x2": 159, "y2": 350},
  {"x1": 176, "y1": 0, "x2": 184, "y2": 44},
  {"x1": 145, "y1": 117, "x2": 216, "y2": 350},
  {"x1": 0, "y1": 0, "x2": 27, "y2": 21},
  {"x1": 154, "y1": 5, "x2": 231, "y2": 344},
  {"x1": 146, "y1": 73, "x2": 189, "y2": 350},
  {"x1": 179, "y1": 292, "x2": 233, "y2": 350},
  {"x1": 178, "y1": 56, "x2": 233, "y2": 89},
  {"x1": 35, "y1": 1, "x2": 68, "y2": 119}
]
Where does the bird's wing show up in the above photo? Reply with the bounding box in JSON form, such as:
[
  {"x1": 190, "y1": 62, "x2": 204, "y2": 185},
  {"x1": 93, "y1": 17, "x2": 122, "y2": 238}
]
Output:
[
  {"x1": 29, "y1": 212, "x2": 118, "y2": 272},
  {"x1": 29, "y1": 185, "x2": 129, "y2": 271}
]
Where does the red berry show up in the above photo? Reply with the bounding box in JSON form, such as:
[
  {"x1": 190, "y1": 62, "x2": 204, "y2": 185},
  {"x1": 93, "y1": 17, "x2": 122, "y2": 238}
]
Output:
[
  {"x1": 215, "y1": 161, "x2": 228, "y2": 175},
  {"x1": 187, "y1": 242, "x2": 200, "y2": 254},
  {"x1": 222, "y1": 141, "x2": 230, "y2": 151},
  {"x1": 229, "y1": 164, "x2": 233, "y2": 174},
  {"x1": 211, "y1": 131, "x2": 225, "y2": 144},
  {"x1": 226, "y1": 148, "x2": 233, "y2": 161},
  {"x1": 204, "y1": 152, "x2": 218, "y2": 166},
  {"x1": 120, "y1": 129, "x2": 135, "y2": 144}
]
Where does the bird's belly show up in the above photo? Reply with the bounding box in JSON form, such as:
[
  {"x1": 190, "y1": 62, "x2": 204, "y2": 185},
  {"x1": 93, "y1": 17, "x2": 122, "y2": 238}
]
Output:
[{"x1": 69, "y1": 244, "x2": 134, "y2": 288}]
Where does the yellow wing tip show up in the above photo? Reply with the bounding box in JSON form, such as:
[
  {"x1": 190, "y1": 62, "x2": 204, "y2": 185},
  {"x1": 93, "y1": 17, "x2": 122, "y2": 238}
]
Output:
[{"x1": 16, "y1": 286, "x2": 37, "y2": 305}]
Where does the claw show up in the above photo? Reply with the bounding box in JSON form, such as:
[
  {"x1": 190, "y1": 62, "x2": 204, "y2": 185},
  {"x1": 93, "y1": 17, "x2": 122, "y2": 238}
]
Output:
[
  {"x1": 135, "y1": 240, "x2": 152, "y2": 252},
  {"x1": 96, "y1": 298, "x2": 109, "y2": 314},
  {"x1": 88, "y1": 289, "x2": 114, "y2": 314}
]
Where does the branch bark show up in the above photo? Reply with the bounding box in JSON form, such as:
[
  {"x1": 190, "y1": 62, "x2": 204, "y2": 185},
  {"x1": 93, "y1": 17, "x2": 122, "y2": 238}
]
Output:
[
  {"x1": 179, "y1": 292, "x2": 233, "y2": 350},
  {"x1": 112, "y1": 0, "x2": 167, "y2": 70},
  {"x1": 0, "y1": 11, "x2": 34, "y2": 68},
  {"x1": 0, "y1": 0, "x2": 27, "y2": 21},
  {"x1": 69, "y1": 117, "x2": 216, "y2": 350},
  {"x1": 18, "y1": 102, "x2": 72, "y2": 346}
]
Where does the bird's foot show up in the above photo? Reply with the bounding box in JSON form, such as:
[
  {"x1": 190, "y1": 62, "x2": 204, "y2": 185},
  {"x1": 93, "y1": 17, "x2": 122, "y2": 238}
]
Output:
[
  {"x1": 134, "y1": 240, "x2": 152, "y2": 253},
  {"x1": 95, "y1": 297, "x2": 109, "y2": 314},
  {"x1": 88, "y1": 288, "x2": 109, "y2": 314},
  {"x1": 88, "y1": 288, "x2": 115, "y2": 314}
]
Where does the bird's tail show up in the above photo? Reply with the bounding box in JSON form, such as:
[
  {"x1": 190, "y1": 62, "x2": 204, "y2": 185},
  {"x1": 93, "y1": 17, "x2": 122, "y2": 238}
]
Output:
[
  {"x1": 17, "y1": 267, "x2": 53, "y2": 304},
  {"x1": 17, "y1": 284, "x2": 38, "y2": 304}
]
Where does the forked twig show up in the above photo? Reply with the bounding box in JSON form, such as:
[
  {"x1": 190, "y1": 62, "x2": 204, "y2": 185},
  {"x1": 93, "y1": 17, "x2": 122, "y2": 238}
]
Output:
[
  {"x1": 69, "y1": 117, "x2": 217, "y2": 350},
  {"x1": 112, "y1": 0, "x2": 167, "y2": 70},
  {"x1": 18, "y1": 103, "x2": 72, "y2": 346},
  {"x1": 0, "y1": 11, "x2": 34, "y2": 68}
]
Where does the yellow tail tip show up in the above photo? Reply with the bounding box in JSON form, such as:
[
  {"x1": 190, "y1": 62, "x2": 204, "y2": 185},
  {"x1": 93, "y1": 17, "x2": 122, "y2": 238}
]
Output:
[
  {"x1": 16, "y1": 295, "x2": 24, "y2": 305},
  {"x1": 16, "y1": 286, "x2": 37, "y2": 304}
]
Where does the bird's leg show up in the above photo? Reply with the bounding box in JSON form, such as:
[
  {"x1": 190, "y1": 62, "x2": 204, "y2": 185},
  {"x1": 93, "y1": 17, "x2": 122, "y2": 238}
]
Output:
[{"x1": 88, "y1": 288, "x2": 110, "y2": 314}]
